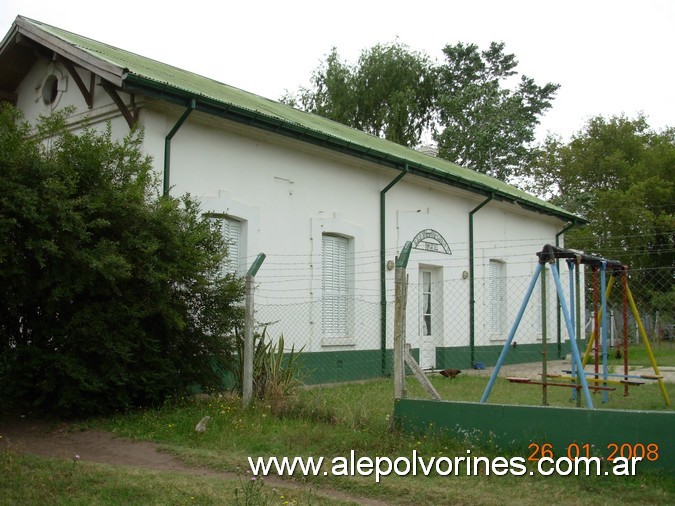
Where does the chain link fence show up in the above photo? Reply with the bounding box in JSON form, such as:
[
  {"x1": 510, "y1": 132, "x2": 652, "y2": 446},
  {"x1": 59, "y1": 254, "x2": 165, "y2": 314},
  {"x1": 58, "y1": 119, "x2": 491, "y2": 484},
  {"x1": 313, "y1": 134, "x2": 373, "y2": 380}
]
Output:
[
  {"x1": 581, "y1": 265, "x2": 674, "y2": 348},
  {"x1": 246, "y1": 250, "x2": 673, "y2": 385}
]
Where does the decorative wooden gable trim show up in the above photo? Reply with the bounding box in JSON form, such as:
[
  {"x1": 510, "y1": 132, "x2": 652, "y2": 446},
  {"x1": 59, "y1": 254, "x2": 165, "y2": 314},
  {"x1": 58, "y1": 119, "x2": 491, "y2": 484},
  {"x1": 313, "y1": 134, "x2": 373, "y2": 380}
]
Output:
[
  {"x1": 101, "y1": 81, "x2": 138, "y2": 129},
  {"x1": 58, "y1": 57, "x2": 95, "y2": 109}
]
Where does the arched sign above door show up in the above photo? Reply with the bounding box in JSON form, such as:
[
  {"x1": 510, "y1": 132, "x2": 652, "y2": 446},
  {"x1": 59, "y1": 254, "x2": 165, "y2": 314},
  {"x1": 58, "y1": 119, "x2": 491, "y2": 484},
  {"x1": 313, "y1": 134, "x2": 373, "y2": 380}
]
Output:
[{"x1": 411, "y1": 229, "x2": 452, "y2": 255}]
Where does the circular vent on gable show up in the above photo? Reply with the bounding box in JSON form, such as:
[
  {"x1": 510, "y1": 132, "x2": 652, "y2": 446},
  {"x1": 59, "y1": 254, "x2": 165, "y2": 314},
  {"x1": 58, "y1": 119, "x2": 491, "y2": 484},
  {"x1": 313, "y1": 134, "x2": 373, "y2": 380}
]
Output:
[
  {"x1": 42, "y1": 74, "x2": 59, "y2": 105},
  {"x1": 37, "y1": 64, "x2": 67, "y2": 109}
]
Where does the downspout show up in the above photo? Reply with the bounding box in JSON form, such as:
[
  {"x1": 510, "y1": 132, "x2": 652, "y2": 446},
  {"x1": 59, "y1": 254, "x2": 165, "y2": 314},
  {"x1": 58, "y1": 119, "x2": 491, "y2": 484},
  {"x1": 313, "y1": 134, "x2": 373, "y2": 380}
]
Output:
[
  {"x1": 469, "y1": 194, "x2": 493, "y2": 367},
  {"x1": 163, "y1": 98, "x2": 197, "y2": 196},
  {"x1": 555, "y1": 222, "x2": 577, "y2": 358},
  {"x1": 380, "y1": 164, "x2": 408, "y2": 376}
]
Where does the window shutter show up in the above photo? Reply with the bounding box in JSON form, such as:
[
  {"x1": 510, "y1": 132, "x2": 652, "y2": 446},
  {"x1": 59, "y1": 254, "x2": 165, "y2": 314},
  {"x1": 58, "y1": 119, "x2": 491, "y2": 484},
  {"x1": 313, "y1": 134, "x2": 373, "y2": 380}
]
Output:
[
  {"x1": 322, "y1": 235, "x2": 348, "y2": 338},
  {"x1": 208, "y1": 216, "x2": 241, "y2": 275},
  {"x1": 489, "y1": 260, "x2": 505, "y2": 335},
  {"x1": 222, "y1": 218, "x2": 240, "y2": 274}
]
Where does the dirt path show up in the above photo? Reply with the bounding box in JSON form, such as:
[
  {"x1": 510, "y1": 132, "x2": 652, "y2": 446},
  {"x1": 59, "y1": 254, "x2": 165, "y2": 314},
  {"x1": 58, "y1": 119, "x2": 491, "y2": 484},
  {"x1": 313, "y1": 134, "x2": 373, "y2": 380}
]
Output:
[
  {"x1": 0, "y1": 419, "x2": 388, "y2": 506},
  {"x1": 0, "y1": 419, "x2": 229, "y2": 477}
]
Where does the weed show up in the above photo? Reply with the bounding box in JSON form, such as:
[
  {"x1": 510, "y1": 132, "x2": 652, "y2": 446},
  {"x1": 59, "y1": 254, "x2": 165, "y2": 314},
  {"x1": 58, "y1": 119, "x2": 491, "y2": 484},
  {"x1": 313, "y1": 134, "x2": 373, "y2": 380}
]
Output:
[
  {"x1": 233, "y1": 468, "x2": 277, "y2": 506},
  {"x1": 234, "y1": 328, "x2": 305, "y2": 415}
]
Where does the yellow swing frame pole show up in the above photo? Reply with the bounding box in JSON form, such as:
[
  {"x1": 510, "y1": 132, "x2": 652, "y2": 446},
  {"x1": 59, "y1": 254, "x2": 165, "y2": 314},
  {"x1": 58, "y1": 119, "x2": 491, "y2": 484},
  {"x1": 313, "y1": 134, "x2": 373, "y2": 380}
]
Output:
[
  {"x1": 580, "y1": 274, "x2": 670, "y2": 406},
  {"x1": 625, "y1": 285, "x2": 671, "y2": 406}
]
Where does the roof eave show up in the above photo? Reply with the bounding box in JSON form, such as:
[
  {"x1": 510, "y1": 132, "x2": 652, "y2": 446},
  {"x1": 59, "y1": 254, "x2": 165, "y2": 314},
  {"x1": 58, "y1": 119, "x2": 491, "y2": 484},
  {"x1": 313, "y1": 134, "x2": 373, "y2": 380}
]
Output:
[
  {"x1": 14, "y1": 16, "x2": 127, "y2": 87},
  {"x1": 124, "y1": 73, "x2": 586, "y2": 225},
  {"x1": 0, "y1": 16, "x2": 586, "y2": 226}
]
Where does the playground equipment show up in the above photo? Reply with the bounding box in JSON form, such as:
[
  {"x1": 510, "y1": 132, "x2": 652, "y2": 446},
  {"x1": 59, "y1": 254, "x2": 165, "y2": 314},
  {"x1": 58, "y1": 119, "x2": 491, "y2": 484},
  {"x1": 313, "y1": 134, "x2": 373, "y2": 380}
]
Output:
[
  {"x1": 566, "y1": 262, "x2": 668, "y2": 405},
  {"x1": 480, "y1": 244, "x2": 670, "y2": 409}
]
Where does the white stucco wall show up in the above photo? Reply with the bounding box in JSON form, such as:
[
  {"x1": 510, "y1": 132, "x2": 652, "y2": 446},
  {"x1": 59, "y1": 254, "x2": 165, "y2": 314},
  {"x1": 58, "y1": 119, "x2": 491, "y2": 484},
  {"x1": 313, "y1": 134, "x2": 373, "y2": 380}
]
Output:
[
  {"x1": 139, "y1": 103, "x2": 573, "y2": 356},
  {"x1": 13, "y1": 60, "x2": 578, "y2": 364}
]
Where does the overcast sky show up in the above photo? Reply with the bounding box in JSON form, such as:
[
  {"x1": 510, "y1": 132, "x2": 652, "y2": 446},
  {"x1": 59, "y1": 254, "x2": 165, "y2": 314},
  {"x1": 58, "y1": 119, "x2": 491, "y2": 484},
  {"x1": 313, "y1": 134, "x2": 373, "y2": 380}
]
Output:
[{"x1": 1, "y1": 0, "x2": 673, "y2": 142}]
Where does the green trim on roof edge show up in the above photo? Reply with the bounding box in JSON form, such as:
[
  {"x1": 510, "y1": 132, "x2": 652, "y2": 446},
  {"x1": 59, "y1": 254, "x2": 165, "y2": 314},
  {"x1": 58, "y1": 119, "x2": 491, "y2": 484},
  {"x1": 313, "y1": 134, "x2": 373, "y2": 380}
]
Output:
[
  {"x1": 14, "y1": 15, "x2": 585, "y2": 225},
  {"x1": 126, "y1": 75, "x2": 583, "y2": 224}
]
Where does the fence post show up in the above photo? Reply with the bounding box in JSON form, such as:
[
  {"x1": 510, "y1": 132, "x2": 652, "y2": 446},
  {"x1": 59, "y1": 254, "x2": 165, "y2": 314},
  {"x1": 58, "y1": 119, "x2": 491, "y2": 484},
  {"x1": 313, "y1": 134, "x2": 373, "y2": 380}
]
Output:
[
  {"x1": 394, "y1": 242, "x2": 412, "y2": 400},
  {"x1": 243, "y1": 253, "x2": 266, "y2": 408}
]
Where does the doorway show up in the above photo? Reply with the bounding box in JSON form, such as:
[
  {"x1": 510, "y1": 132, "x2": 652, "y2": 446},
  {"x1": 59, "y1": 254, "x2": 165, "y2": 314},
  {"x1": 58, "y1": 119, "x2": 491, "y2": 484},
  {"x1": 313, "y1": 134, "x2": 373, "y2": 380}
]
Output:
[{"x1": 419, "y1": 266, "x2": 443, "y2": 369}]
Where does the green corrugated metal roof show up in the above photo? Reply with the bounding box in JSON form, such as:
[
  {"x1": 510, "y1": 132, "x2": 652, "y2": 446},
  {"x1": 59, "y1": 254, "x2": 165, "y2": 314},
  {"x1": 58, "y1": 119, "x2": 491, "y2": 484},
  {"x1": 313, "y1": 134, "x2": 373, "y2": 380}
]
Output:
[{"x1": 19, "y1": 16, "x2": 583, "y2": 223}]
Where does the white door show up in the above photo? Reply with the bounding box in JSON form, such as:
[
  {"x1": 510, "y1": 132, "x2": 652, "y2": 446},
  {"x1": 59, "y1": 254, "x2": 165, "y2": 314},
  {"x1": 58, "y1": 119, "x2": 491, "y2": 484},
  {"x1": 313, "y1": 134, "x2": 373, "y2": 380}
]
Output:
[{"x1": 419, "y1": 270, "x2": 436, "y2": 369}]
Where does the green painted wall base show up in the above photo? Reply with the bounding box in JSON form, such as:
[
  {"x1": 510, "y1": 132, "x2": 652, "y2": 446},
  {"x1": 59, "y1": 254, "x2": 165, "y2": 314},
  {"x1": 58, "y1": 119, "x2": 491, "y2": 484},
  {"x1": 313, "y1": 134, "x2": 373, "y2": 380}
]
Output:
[
  {"x1": 395, "y1": 398, "x2": 674, "y2": 470},
  {"x1": 294, "y1": 343, "x2": 578, "y2": 385},
  {"x1": 299, "y1": 348, "x2": 422, "y2": 384},
  {"x1": 436, "y1": 342, "x2": 576, "y2": 370},
  {"x1": 229, "y1": 341, "x2": 582, "y2": 387},
  {"x1": 299, "y1": 349, "x2": 389, "y2": 384}
]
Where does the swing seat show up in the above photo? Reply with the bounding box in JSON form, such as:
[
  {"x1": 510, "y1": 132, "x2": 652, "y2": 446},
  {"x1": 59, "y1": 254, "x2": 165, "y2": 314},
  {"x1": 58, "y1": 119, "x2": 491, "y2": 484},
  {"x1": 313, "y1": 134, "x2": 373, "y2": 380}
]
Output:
[
  {"x1": 506, "y1": 377, "x2": 533, "y2": 383},
  {"x1": 508, "y1": 377, "x2": 615, "y2": 391},
  {"x1": 561, "y1": 369, "x2": 650, "y2": 385}
]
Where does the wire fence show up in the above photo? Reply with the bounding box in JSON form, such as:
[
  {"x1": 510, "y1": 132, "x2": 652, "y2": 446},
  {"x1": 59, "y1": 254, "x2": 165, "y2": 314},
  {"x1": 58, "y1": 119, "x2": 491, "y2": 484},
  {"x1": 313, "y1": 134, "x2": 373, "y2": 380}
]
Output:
[
  {"x1": 598, "y1": 266, "x2": 674, "y2": 344},
  {"x1": 245, "y1": 246, "x2": 673, "y2": 385}
]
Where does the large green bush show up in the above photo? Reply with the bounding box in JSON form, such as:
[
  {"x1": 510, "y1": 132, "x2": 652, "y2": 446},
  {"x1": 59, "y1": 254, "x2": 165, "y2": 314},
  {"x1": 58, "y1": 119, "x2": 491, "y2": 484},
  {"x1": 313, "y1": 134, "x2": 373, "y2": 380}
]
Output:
[{"x1": 0, "y1": 105, "x2": 244, "y2": 416}]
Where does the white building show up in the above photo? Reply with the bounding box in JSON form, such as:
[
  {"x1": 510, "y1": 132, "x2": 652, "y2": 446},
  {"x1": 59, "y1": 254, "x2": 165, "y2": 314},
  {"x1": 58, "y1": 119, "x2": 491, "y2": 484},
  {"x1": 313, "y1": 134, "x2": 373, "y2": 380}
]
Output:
[{"x1": 0, "y1": 16, "x2": 585, "y2": 383}]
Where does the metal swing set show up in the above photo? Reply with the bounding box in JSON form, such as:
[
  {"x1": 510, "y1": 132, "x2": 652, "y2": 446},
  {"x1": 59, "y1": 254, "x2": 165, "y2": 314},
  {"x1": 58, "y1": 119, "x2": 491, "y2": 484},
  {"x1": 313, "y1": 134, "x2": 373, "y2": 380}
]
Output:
[{"x1": 480, "y1": 244, "x2": 670, "y2": 410}]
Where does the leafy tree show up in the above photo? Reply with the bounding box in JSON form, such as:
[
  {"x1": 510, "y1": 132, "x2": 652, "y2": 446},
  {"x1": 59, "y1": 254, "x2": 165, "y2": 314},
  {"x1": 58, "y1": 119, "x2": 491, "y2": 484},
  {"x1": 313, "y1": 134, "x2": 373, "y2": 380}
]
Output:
[
  {"x1": 434, "y1": 42, "x2": 559, "y2": 181},
  {"x1": 526, "y1": 114, "x2": 674, "y2": 311},
  {"x1": 283, "y1": 48, "x2": 358, "y2": 133},
  {"x1": 283, "y1": 42, "x2": 437, "y2": 147},
  {"x1": 283, "y1": 41, "x2": 558, "y2": 182},
  {"x1": 0, "y1": 105, "x2": 244, "y2": 416}
]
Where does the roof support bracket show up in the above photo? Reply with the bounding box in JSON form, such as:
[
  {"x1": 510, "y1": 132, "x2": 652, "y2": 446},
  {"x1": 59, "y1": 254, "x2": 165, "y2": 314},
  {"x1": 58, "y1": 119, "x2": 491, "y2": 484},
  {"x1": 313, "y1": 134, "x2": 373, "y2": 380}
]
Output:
[
  {"x1": 60, "y1": 58, "x2": 95, "y2": 109},
  {"x1": 101, "y1": 81, "x2": 138, "y2": 128}
]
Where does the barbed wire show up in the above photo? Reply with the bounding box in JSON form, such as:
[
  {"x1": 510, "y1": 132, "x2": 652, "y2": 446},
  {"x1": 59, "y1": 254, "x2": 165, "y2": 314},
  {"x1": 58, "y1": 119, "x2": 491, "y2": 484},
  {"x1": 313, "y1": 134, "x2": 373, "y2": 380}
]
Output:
[{"x1": 236, "y1": 232, "x2": 673, "y2": 266}]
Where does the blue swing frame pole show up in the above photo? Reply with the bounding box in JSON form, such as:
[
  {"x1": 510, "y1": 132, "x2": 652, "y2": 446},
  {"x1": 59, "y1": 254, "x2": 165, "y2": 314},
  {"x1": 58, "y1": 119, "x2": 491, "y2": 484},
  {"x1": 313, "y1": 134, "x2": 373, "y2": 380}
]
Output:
[
  {"x1": 568, "y1": 260, "x2": 578, "y2": 403},
  {"x1": 480, "y1": 263, "x2": 543, "y2": 403},
  {"x1": 550, "y1": 262, "x2": 594, "y2": 409}
]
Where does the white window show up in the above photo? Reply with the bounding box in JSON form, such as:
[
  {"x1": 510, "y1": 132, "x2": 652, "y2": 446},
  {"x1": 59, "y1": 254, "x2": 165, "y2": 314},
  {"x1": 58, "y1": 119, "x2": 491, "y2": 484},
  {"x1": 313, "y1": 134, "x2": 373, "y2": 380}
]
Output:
[
  {"x1": 322, "y1": 234, "x2": 349, "y2": 338},
  {"x1": 489, "y1": 259, "x2": 506, "y2": 337},
  {"x1": 209, "y1": 216, "x2": 242, "y2": 275},
  {"x1": 421, "y1": 270, "x2": 432, "y2": 336}
]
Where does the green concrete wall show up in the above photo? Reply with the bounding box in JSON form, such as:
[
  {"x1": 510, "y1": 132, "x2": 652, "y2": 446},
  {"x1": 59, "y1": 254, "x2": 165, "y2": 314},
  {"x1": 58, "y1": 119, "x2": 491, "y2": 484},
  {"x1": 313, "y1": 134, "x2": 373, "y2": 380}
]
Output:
[
  {"x1": 293, "y1": 343, "x2": 577, "y2": 385},
  {"x1": 395, "y1": 398, "x2": 674, "y2": 470},
  {"x1": 436, "y1": 342, "x2": 575, "y2": 370},
  {"x1": 230, "y1": 341, "x2": 581, "y2": 386},
  {"x1": 299, "y1": 349, "x2": 388, "y2": 384},
  {"x1": 300, "y1": 348, "x2": 424, "y2": 384}
]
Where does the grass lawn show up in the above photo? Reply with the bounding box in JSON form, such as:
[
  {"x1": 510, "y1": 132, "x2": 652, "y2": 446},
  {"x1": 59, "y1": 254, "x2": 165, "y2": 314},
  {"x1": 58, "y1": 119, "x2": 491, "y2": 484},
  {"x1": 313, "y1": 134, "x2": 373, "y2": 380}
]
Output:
[
  {"x1": 427, "y1": 372, "x2": 674, "y2": 411},
  {"x1": 89, "y1": 361, "x2": 673, "y2": 505},
  {"x1": 2, "y1": 343, "x2": 673, "y2": 505},
  {"x1": 607, "y1": 339, "x2": 675, "y2": 367},
  {"x1": 0, "y1": 451, "x2": 345, "y2": 505}
]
